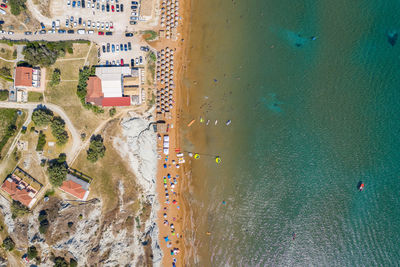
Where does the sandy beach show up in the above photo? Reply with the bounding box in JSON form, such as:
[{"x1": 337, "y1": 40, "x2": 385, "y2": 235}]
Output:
[{"x1": 153, "y1": 0, "x2": 192, "y2": 265}]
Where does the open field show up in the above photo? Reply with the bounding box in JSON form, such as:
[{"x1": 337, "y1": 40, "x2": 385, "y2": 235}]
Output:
[
  {"x1": 0, "y1": 44, "x2": 16, "y2": 60},
  {"x1": 71, "y1": 120, "x2": 140, "y2": 213},
  {"x1": 61, "y1": 43, "x2": 91, "y2": 59},
  {"x1": 0, "y1": 109, "x2": 19, "y2": 158},
  {"x1": 28, "y1": 91, "x2": 44, "y2": 102}
]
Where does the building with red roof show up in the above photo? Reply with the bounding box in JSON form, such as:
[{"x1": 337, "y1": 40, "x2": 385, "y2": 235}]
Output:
[
  {"x1": 14, "y1": 67, "x2": 33, "y2": 87},
  {"x1": 1, "y1": 172, "x2": 40, "y2": 208},
  {"x1": 59, "y1": 174, "x2": 90, "y2": 200},
  {"x1": 85, "y1": 66, "x2": 132, "y2": 107}
]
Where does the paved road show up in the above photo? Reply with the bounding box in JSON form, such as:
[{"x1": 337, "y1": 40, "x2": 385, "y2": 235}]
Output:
[{"x1": 0, "y1": 101, "x2": 82, "y2": 164}]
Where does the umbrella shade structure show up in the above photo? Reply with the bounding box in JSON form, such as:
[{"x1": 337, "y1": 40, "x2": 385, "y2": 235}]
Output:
[{"x1": 169, "y1": 104, "x2": 173, "y2": 109}]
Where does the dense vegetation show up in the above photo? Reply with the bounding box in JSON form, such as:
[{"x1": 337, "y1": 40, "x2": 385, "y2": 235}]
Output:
[
  {"x1": 9, "y1": 0, "x2": 27, "y2": 15},
  {"x1": 76, "y1": 66, "x2": 104, "y2": 114},
  {"x1": 50, "y1": 68, "x2": 61, "y2": 87},
  {"x1": 87, "y1": 134, "x2": 106, "y2": 162},
  {"x1": 0, "y1": 109, "x2": 18, "y2": 158},
  {"x1": 11, "y1": 200, "x2": 29, "y2": 218},
  {"x1": 36, "y1": 131, "x2": 46, "y2": 151},
  {"x1": 2, "y1": 236, "x2": 15, "y2": 251},
  {"x1": 0, "y1": 66, "x2": 12, "y2": 82},
  {"x1": 47, "y1": 156, "x2": 68, "y2": 187},
  {"x1": 53, "y1": 257, "x2": 68, "y2": 267},
  {"x1": 0, "y1": 90, "x2": 8, "y2": 101},
  {"x1": 22, "y1": 42, "x2": 74, "y2": 67},
  {"x1": 32, "y1": 107, "x2": 53, "y2": 126},
  {"x1": 38, "y1": 210, "x2": 49, "y2": 234},
  {"x1": 32, "y1": 108, "x2": 69, "y2": 146},
  {"x1": 51, "y1": 116, "x2": 69, "y2": 145}
]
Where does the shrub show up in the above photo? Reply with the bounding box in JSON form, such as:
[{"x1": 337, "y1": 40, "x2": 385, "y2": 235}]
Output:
[
  {"x1": 27, "y1": 246, "x2": 38, "y2": 260},
  {"x1": 53, "y1": 257, "x2": 68, "y2": 267},
  {"x1": 32, "y1": 107, "x2": 53, "y2": 126},
  {"x1": 39, "y1": 219, "x2": 49, "y2": 234},
  {"x1": 11, "y1": 200, "x2": 29, "y2": 218},
  {"x1": 2, "y1": 236, "x2": 15, "y2": 251},
  {"x1": 109, "y1": 107, "x2": 116, "y2": 117},
  {"x1": 30, "y1": 126, "x2": 35, "y2": 132},
  {"x1": 69, "y1": 258, "x2": 78, "y2": 267},
  {"x1": 36, "y1": 131, "x2": 46, "y2": 151},
  {"x1": 50, "y1": 68, "x2": 61, "y2": 87},
  {"x1": 47, "y1": 160, "x2": 67, "y2": 187},
  {"x1": 38, "y1": 210, "x2": 47, "y2": 222},
  {"x1": 86, "y1": 135, "x2": 106, "y2": 162},
  {"x1": 0, "y1": 66, "x2": 11, "y2": 77},
  {"x1": 9, "y1": 0, "x2": 27, "y2": 15},
  {"x1": 22, "y1": 42, "x2": 73, "y2": 67}
]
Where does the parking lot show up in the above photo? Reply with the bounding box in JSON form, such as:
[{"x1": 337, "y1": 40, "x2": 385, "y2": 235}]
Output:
[{"x1": 47, "y1": 0, "x2": 142, "y2": 32}]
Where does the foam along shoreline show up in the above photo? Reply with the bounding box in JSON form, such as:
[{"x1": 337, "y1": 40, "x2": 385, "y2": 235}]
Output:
[{"x1": 113, "y1": 111, "x2": 162, "y2": 266}]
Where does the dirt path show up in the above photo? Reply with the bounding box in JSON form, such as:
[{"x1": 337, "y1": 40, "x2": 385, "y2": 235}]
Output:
[{"x1": 26, "y1": 0, "x2": 53, "y2": 26}]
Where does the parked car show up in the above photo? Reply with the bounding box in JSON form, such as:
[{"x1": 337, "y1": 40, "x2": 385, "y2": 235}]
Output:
[
  {"x1": 58, "y1": 30, "x2": 66, "y2": 34},
  {"x1": 111, "y1": 44, "x2": 115, "y2": 52},
  {"x1": 107, "y1": 43, "x2": 110, "y2": 52},
  {"x1": 110, "y1": 22, "x2": 113, "y2": 29},
  {"x1": 98, "y1": 31, "x2": 104, "y2": 35},
  {"x1": 111, "y1": 5, "x2": 114, "y2": 11},
  {"x1": 124, "y1": 44, "x2": 127, "y2": 51},
  {"x1": 39, "y1": 30, "x2": 46, "y2": 34},
  {"x1": 102, "y1": 45, "x2": 106, "y2": 53},
  {"x1": 78, "y1": 17, "x2": 82, "y2": 25},
  {"x1": 128, "y1": 42, "x2": 131, "y2": 50},
  {"x1": 140, "y1": 46, "x2": 149, "y2": 52},
  {"x1": 131, "y1": 1, "x2": 138, "y2": 5},
  {"x1": 130, "y1": 21, "x2": 137, "y2": 25},
  {"x1": 120, "y1": 59, "x2": 124, "y2": 65},
  {"x1": 77, "y1": 1, "x2": 80, "y2": 7},
  {"x1": 68, "y1": 29, "x2": 74, "y2": 34},
  {"x1": 125, "y1": 32, "x2": 133, "y2": 37},
  {"x1": 0, "y1": 3, "x2": 7, "y2": 8},
  {"x1": 105, "y1": 31, "x2": 112, "y2": 35},
  {"x1": 120, "y1": 44, "x2": 123, "y2": 50},
  {"x1": 72, "y1": 1, "x2": 76, "y2": 7},
  {"x1": 139, "y1": 56, "x2": 143, "y2": 64},
  {"x1": 101, "y1": 4, "x2": 104, "y2": 11},
  {"x1": 106, "y1": 4, "x2": 109, "y2": 11},
  {"x1": 120, "y1": 3, "x2": 123, "y2": 11},
  {"x1": 40, "y1": 22, "x2": 45, "y2": 29},
  {"x1": 131, "y1": 5, "x2": 137, "y2": 10},
  {"x1": 116, "y1": 45, "x2": 119, "y2": 52},
  {"x1": 131, "y1": 59, "x2": 134, "y2": 66},
  {"x1": 24, "y1": 31, "x2": 32, "y2": 35},
  {"x1": 82, "y1": 0, "x2": 85, "y2": 7}
]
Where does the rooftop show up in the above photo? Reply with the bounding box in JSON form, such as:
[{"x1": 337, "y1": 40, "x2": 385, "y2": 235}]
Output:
[
  {"x1": 59, "y1": 174, "x2": 90, "y2": 200},
  {"x1": 1, "y1": 174, "x2": 38, "y2": 208},
  {"x1": 102, "y1": 96, "x2": 131, "y2": 107},
  {"x1": 14, "y1": 67, "x2": 33, "y2": 87},
  {"x1": 85, "y1": 76, "x2": 104, "y2": 106},
  {"x1": 95, "y1": 66, "x2": 131, "y2": 98}
]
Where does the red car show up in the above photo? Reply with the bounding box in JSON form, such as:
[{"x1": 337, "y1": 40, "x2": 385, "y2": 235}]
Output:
[
  {"x1": 120, "y1": 59, "x2": 124, "y2": 65},
  {"x1": 98, "y1": 31, "x2": 104, "y2": 35},
  {"x1": 0, "y1": 4, "x2": 7, "y2": 8},
  {"x1": 111, "y1": 5, "x2": 114, "y2": 12}
]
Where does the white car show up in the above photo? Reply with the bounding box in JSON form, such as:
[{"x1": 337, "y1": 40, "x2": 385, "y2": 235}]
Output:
[
  {"x1": 67, "y1": 0, "x2": 71, "y2": 5},
  {"x1": 105, "y1": 22, "x2": 109, "y2": 29},
  {"x1": 131, "y1": 12, "x2": 137, "y2": 16},
  {"x1": 96, "y1": 21, "x2": 100, "y2": 29},
  {"x1": 92, "y1": 3, "x2": 95, "y2": 8},
  {"x1": 8, "y1": 31, "x2": 14, "y2": 35},
  {"x1": 101, "y1": 22, "x2": 104, "y2": 29},
  {"x1": 92, "y1": 23, "x2": 96, "y2": 29},
  {"x1": 87, "y1": 20, "x2": 91, "y2": 27},
  {"x1": 83, "y1": 21, "x2": 86, "y2": 27},
  {"x1": 74, "y1": 21, "x2": 77, "y2": 27},
  {"x1": 116, "y1": 45, "x2": 119, "y2": 52}
]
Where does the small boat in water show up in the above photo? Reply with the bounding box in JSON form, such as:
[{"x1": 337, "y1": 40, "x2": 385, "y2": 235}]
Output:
[
  {"x1": 358, "y1": 182, "x2": 364, "y2": 191},
  {"x1": 206, "y1": 120, "x2": 210, "y2": 125},
  {"x1": 215, "y1": 120, "x2": 218, "y2": 125},
  {"x1": 226, "y1": 120, "x2": 231, "y2": 126}
]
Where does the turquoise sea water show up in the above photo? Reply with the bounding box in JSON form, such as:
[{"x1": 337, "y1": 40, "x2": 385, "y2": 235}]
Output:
[{"x1": 182, "y1": 0, "x2": 400, "y2": 265}]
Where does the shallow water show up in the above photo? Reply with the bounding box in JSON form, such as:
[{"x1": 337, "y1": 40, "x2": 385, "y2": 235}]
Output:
[{"x1": 182, "y1": 0, "x2": 400, "y2": 265}]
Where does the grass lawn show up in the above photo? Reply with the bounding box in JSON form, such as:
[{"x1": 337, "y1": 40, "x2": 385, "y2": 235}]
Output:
[
  {"x1": 61, "y1": 43, "x2": 91, "y2": 59},
  {"x1": 71, "y1": 120, "x2": 139, "y2": 212},
  {"x1": 0, "y1": 109, "x2": 26, "y2": 163},
  {"x1": 87, "y1": 44, "x2": 99, "y2": 66},
  {"x1": 28, "y1": 92, "x2": 43, "y2": 102},
  {"x1": 48, "y1": 60, "x2": 85, "y2": 81}
]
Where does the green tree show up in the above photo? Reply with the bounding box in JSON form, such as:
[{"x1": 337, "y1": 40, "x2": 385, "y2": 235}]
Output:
[
  {"x1": 86, "y1": 135, "x2": 106, "y2": 162},
  {"x1": 0, "y1": 90, "x2": 8, "y2": 101},
  {"x1": 22, "y1": 42, "x2": 66, "y2": 67},
  {"x1": 50, "y1": 68, "x2": 61, "y2": 87},
  {"x1": 39, "y1": 219, "x2": 49, "y2": 234},
  {"x1": 27, "y1": 246, "x2": 38, "y2": 260},
  {"x1": 2, "y1": 236, "x2": 15, "y2": 251},
  {"x1": 32, "y1": 108, "x2": 53, "y2": 126},
  {"x1": 36, "y1": 131, "x2": 46, "y2": 151},
  {"x1": 51, "y1": 116, "x2": 69, "y2": 146},
  {"x1": 47, "y1": 160, "x2": 67, "y2": 187}
]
